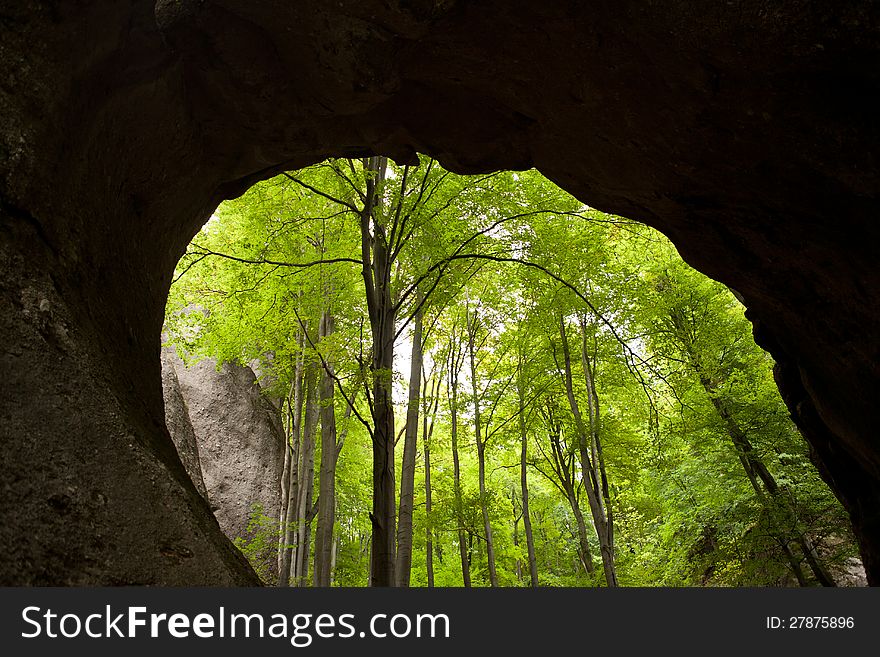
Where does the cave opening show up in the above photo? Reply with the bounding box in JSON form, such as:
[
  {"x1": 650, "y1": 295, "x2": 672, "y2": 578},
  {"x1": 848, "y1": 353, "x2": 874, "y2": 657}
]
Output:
[
  {"x1": 160, "y1": 157, "x2": 863, "y2": 587},
  {"x1": 2, "y1": 2, "x2": 879, "y2": 588}
]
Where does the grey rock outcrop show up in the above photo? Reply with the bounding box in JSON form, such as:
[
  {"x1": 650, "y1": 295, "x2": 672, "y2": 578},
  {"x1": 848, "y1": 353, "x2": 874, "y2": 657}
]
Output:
[
  {"x1": 160, "y1": 347, "x2": 210, "y2": 501},
  {"x1": 162, "y1": 353, "x2": 286, "y2": 579},
  {"x1": 834, "y1": 556, "x2": 868, "y2": 588}
]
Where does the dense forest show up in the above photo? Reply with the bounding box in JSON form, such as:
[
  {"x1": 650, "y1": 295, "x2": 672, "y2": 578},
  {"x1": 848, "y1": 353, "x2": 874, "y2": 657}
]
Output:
[{"x1": 164, "y1": 156, "x2": 859, "y2": 587}]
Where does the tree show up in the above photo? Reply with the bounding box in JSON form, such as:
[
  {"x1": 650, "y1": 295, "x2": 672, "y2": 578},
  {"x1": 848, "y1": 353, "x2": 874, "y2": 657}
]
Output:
[
  {"x1": 421, "y1": 361, "x2": 442, "y2": 587},
  {"x1": 554, "y1": 313, "x2": 618, "y2": 586},
  {"x1": 516, "y1": 347, "x2": 539, "y2": 587},
  {"x1": 445, "y1": 318, "x2": 472, "y2": 587},
  {"x1": 313, "y1": 308, "x2": 338, "y2": 587},
  {"x1": 644, "y1": 257, "x2": 838, "y2": 586}
]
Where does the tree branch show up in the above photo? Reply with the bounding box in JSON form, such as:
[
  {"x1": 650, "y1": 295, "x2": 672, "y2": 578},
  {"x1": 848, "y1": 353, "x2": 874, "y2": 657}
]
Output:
[
  {"x1": 292, "y1": 307, "x2": 374, "y2": 440},
  {"x1": 282, "y1": 172, "x2": 360, "y2": 212},
  {"x1": 188, "y1": 243, "x2": 361, "y2": 269}
]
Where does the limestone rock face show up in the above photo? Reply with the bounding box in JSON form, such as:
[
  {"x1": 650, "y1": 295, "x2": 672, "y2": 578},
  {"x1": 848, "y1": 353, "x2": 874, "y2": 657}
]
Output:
[
  {"x1": 2, "y1": 1, "x2": 880, "y2": 584},
  {"x1": 160, "y1": 347, "x2": 210, "y2": 501},
  {"x1": 836, "y1": 557, "x2": 869, "y2": 588},
  {"x1": 172, "y1": 356, "x2": 285, "y2": 579}
]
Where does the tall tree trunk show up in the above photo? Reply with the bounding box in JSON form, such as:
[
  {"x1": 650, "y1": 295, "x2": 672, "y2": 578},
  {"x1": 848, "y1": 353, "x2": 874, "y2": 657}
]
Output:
[
  {"x1": 578, "y1": 317, "x2": 617, "y2": 586},
  {"x1": 360, "y1": 155, "x2": 397, "y2": 587},
  {"x1": 517, "y1": 363, "x2": 539, "y2": 587},
  {"x1": 277, "y1": 395, "x2": 293, "y2": 580},
  {"x1": 313, "y1": 308, "x2": 338, "y2": 587},
  {"x1": 558, "y1": 315, "x2": 618, "y2": 586},
  {"x1": 778, "y1": 539, "x2": 810, "y2": 587},
  {"x1": 423, "y1": 396, "x2": 434, "y2": 588},
  {"x1": 369, "y1": 315, "x2": 396, "y2": 587},
  {"x1": 540, "y1": 405, "x2": 596, "y2": 577},
  {"x1": 330, "y1": 534, "x2": 338, "y2": 586},
  {"x1": 395, "y1": 305, "x2": 423, "y2": 586},
  {"x1": 799, "y1": 535, "x2": 836, "y2": 587},
  {"x1": 278, "y1": 332, "x2": 305, "y2": 587},
  {"x1": 448, "y1": 334, "x2": 471, "y2": 587},
  {"x1": 512, "y1": 499, "x2": 522, "y2": 583},
  {"x1": 294, "y1": 360, "x2": 319, "y2": 587},
  {"x1": 570, "y1": 490, "x2": 596, "y2": 576},
  {"x1": 704, "y1": 377, "x2": 836, "y2": 586},
  {"x1": 451, "y1": 399, "x2": 471, "y2": 588},
  {"x1": 475, "y1": 442, "x2": 498, "y2": 587},
  {"x1": 277, "y1": 388, "x2": 293, "y2": 579},
  {"x1": 467, "y1": 307, "x2": 499, "y2": 587},
  {"x1": 423, "y1": 363, "x2": 440, "y2": 588},
  {"x1": 670, "y1": 303, "x2": 837, "y2": 588}
]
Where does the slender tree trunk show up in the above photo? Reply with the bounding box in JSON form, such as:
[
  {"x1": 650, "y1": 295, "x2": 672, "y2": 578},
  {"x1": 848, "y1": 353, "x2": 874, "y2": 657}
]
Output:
[
  {"x1": 541, "y1": 405, "x2": 596, "y2": 577},
  {"x1": 720, "y1": 394, "x2": 811, "y2": 585},
  {"x1": 451, "y1": 395, "x2": 471, "y2": 588},
  {"x1": 779, "y1": 539, "x2": 810, "y2": 586},
  {"x1": 570, "y1": 490, "x2": 596, "y2": 576},
  {"x1": 369, "y1": 309, "x2": 397, "y2": 587},
  {"x1": 313, "y1": 308, "x2": 337, "y2": 587},
  {"x1": 294, "y1": 361, "x2": 319, "y2": 587},
  {"x1": 448, "y1": 335, "x2": 471, "y2": 587},
  {"x1": 278, "y1": 333, "x2": 305, "y2": 587},
  {"x1": 579, "y1": 318, "x2": 617, "y2": 586},
  {"x1": 360, "y1": 155, "x2": 397, "y2": 587},
  {"x1": 424, "y1": 435, "x2": 434, "y2": 588},
  {"x1": 475, "y1": 441, "x2": 498, "y2": 587},
  {"x1": 674, "y1": 307, "x2": 837, "y2": 588},
  {"x1": 395, "y1": 305, "x2": 423, "y2": 586},
  {"x1": 512, "y1": 501, "x2": 522, "y2": 583},
  {"x1": 517, "y1": 368, "x2": 539, "y2": 588},
  {"x1": 277, "y1": 386, "x2": 293, "y2": 578},
  {"x1": 707, "y1": 384, "x2": 835, "y2": 586},
  {"x1": 468, "y1": 307, "x2": 499, "y2": 587},
  {"x1": 423, "y1": 369, "x2": 439, "y2": 588},
  {"x1": 278, "y1": 441, "x2": 297, "y2": 587},
  {"x1": 516, "y1": 356, "x2": 539, "y2": 586},
  {"x1": 799, "y1": 535, "x2": 836, "y2": 587},
  {"x1": 330, "y1": 534, "x2": 338, "y2": 586},
  {"x1": 669, "y1": 294, "x2": 836, "y2": 586},
  {"x1": 558, "y1": 315, "x2": 617, "y2": 586}
]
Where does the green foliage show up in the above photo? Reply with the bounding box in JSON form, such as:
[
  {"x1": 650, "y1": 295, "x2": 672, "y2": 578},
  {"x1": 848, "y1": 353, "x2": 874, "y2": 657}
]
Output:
[
  {"x1": 166, "y1": 157, "x2": 859, "y2": 587},
  {"x1": 233, "y1": 503, "x2": 281, "y2": 585}
]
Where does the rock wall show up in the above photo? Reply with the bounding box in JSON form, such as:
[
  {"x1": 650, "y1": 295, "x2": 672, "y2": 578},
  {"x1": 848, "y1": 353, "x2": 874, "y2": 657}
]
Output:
[
  {"x1": 163, "y1": 352, "x2": 285, "y2": 580},
  {"x1": 160, "y1": 347, "x2": 210, "y2": 501},
  {"x1": 2, "y1": 1, "x2": 880, "y2": 584},
  {"x1": 836, "y1": 557, "x2": 869, "y2": 588}
]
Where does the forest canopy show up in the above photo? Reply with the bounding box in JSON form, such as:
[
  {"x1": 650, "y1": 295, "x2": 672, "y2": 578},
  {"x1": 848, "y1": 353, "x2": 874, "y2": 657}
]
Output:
[{"x1": 164, "y1": 156, "x2": 858, "y2": 587}]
